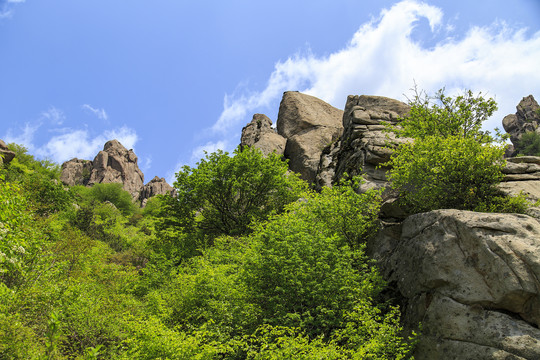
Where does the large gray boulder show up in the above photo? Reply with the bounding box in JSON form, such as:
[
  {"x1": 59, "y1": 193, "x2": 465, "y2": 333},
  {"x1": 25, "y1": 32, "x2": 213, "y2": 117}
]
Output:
[
  {"x1": 276, "y1": 91, "x2": 344, "y2": 182},
  {"x1": 0, "y1": 139, "x2": 16, "y2": 165},
  {"x1": 370, "y1": 210, "x2": 540, "y2": 359},
  {"x1": 60, "y1": 158, "x2": 93, "y2": 186},
  {"x1": 316, "y1": 95, "x2": 410, "y2": 192},
  {"x1": 88, "y1": 140, "x2": 144, "y2": 199},
  {"x1": 240, "y1": 114, "x2": 286, "y2": 156},
  {"x1": 502, "y1": 95, "x2": 540, "y2": 155}
]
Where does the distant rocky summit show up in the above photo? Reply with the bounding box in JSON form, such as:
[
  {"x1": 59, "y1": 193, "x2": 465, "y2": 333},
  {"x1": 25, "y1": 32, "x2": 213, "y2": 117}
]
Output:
[
  {"x1": 60, "y1": 139, "x2": 173, "y2": 203},
  {"x1": 140, "y1": 176, "x2": 176, "y2": 206}
]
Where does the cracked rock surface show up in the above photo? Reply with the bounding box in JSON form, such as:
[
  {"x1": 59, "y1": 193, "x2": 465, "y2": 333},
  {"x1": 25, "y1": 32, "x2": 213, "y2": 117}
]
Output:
[{"x1": 369, "y1": 210, "x2": 540, "y2": 359}]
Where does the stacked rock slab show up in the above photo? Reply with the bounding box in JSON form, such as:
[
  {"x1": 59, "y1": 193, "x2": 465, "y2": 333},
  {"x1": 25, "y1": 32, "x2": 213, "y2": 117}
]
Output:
[
  {"x1": 276, "y1": 91, "x2": 344, "y2": 183},
  {"x1": 240, "y1": 114, "x2": 286, "y2": 156},
  {"x1": 502, "y1": 95, "x2": 540, "y2": 156},
  {"x1": 369, "y1": 210, "x2": 540, "y2": 359},
  {"x1": 140, "y1": 176, "x2": 177, "y2": 206},
  {"x1": 316, "y1": 95, "x2": 410, "y2": 193},
  {"x1": 0, "y1": 139, "x2": 16, "y2": 165}
]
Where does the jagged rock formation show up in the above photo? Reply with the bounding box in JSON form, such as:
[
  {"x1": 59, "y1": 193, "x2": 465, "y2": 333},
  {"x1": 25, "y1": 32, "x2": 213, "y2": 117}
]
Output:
[
  {"x1": 0, "y1": 139, "x2": 16, "y2": 164},
  {"x1": 276, "y1": 91, "x2": 344, "y2": 183},
  {"x1": 61, "y1": 140, "x2": 144, "y2": 199},
  {"x1": 502, "y1": 95, "x2": 540, "y2": 155},
  {"x1": 88, "y1": 140, "x2": 144, "y2": 199},
  {"x1": 140, "y1": 176, "x2": 176, "y2": 206},
  {"x1": 316, "y1": 95, "x2": 411, "y2": 193},
  {"x1": 369, "y1": 210, "x2": 540, "y2": 359},
  {"x1": 240, "y1": 114, "x2": 286, "y2": 156}
]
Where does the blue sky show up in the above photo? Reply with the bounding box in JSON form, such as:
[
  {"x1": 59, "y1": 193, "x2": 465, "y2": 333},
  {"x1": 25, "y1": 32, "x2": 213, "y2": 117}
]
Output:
[{"x1": 1, "y1": 0, "x2": 540, "y2": 184}]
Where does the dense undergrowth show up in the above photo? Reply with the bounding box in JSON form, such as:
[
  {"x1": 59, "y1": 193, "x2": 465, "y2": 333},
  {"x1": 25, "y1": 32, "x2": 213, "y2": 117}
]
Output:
[{"x1": 0, "y1": 145, "x2": 415, "y2": 359}]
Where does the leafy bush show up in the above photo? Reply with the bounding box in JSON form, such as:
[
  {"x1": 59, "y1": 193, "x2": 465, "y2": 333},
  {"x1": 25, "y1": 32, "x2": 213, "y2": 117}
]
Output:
[
  {"x1": 386, "y1": 88, "x2": 524, "y2": 214},
  {"x1": 171, "y1": 146, "x2": 307, "y2": 238},
  {"x1": 515, "y1": 131, "x2": 540, "y2": 156},
  {"x1": 74, "y1": 183, "x2": 136, "y2": 216}
]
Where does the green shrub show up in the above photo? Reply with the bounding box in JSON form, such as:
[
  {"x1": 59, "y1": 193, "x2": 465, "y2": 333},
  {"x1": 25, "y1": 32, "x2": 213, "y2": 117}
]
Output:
[{"x1": 515, "y1": 131, "x2": 540, "y2": 156}]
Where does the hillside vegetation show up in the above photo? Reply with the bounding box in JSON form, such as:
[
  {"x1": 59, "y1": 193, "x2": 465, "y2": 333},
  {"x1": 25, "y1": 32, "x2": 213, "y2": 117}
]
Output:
[{"x1": 0, "y1": 89, "x2": 528, "y2": 359}]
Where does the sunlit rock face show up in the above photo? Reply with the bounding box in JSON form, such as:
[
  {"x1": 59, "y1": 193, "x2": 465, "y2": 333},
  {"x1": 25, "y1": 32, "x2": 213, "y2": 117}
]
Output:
[
  {"x1": 315, "y1": 95, "x2": 411, "y2": 193},
  {"x1": 61, "y1": 139, "x2": 144, "y2": 199},
  {"x1": 370, "y1": 210, "x2": 540, "y2": 360},
  {"x1": 276, "y1": 91, "x2": 344, "y2": 183},
  {"x1": 240, "y1": 113, "x2": 287, "y2": 157}
]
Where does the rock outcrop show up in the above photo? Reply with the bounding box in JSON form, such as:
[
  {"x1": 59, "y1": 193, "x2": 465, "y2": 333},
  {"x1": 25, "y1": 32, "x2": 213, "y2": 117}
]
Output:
[
  {"x1": 140, "y1": 176, "x2": 176, "y2": 206},
  {"x1": 60, "y1": 158, "x2": 93, "y2": 186},
  {"x1": 498, "y1": 156, "x2": 540, "y2": 203},
  {"x1": 60, "y1": 140, "x2": 145, "y2": 199},
  {"x1": 240, "y1": 114, "x2": 286, "y2": 156},
  {"x1": 88, "y1": 140, "x2": 144, "y2": 199},
  {"x1": 502, "y1": 95, "x2": 540, "y2": 155},
  {"x1": 276, "y1": 91, "x2": 344, "y2": 183},
  {"x1": 369, "y1": 210, "x2": 540, "y2": 359},
  {"x1": 316, "y1": 95, "x2": 411, "y2": 193},
  {"x1": 0, "y1": 139, "x2": 16, "y2": 165}
]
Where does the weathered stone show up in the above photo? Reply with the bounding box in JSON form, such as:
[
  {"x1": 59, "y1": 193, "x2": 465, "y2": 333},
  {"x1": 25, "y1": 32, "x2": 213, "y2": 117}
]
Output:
[
  {"x1": 316, "y1": 95, "x2": 410, "y2": 192},
  {"x1": 140, "y1": 176, "x2": 176, "y2": 205},
  {"x1": 369, "y1": 210, "x2": 540, "y2": 359},
  {"x1": 60, "y1": 158, "x2": 93, "y2": 186},
  {"x1": 240, "y1": 114, "x2": 287, "y2": 156},
  {"x1": 276, "y1": 91, "x2": 343, "y2": 139},
  {"x1": 0, "y1": 139, "x2": 16, "y2": 165},
  {"x1": 88, "y1": 140, "x2": 144, "y2": 199},
  {"x1": 502, "y1": 95, "x2": 540, "y2": 155},
  {"x1": 275, "y1": 92, "x2": 344, "y2": 182}
]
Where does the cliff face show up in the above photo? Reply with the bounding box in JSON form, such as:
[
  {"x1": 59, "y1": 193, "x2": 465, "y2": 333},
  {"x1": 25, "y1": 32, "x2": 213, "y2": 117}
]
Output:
[{"x1": 240, "y1": 91, "x2": 540, "y2": 359}]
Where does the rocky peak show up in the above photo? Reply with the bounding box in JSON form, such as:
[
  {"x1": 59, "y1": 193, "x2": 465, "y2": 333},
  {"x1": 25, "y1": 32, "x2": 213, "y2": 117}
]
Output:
[
  {"x1": 502, "y1": 95, "x2": 540, "y2": 154},
  {"x1": 240, "y1": 114, "x2": 286, "y2": 156}
]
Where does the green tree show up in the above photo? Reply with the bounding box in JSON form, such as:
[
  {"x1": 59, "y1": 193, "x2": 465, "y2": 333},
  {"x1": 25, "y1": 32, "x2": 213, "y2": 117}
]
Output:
[
  {"x1": 386, "y1": 88, "x2": 526, "y2": 213},
  {"x1": 167, "y1": 146, "x2": 307, "y2": 238}
]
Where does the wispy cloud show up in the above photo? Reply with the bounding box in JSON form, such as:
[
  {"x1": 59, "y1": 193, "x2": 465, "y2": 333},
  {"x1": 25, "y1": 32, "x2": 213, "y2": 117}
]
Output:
[
  {"x1": 0, "y1": 0, "x2": 25, "y2": 19},
  {"x1": 82, "y1": 104, "x2": 108, "y2": 121},
  {"x1": 214, "y1": 0, "x2": 540, "y2": 135},
  {"x1": 41, "y1": 106, "x2": 65, "y2": 125},
  {"x1": 4, "y1": 122, "x2": 41, "y2": 150}
]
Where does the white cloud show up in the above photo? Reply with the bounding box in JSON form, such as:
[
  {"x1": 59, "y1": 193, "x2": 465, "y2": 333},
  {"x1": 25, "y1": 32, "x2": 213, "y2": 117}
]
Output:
[
  {"x1": 26, "y1": 126, "x2": 138, "y2": 164},
  {"x1": 214, "y1": 0, "x2": 540, "y2": 134},
  {"x1": 41, "y1": 106, "x2": 65, "y2": 125},
  {"x1": 82, "y1": 104, "x2": 108, "y2": 121},
  {"x1": 4, "y1": 122, "x2": 41, "y2": 150}
]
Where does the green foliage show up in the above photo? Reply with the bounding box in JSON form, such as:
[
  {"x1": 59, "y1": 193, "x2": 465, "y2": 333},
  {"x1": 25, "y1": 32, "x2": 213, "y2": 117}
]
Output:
[
  {"x1": 242, "y1": 186, "x2": 385, "y2": 338},
  {"x1": 392, "y1": 87, "x2": 498, "y2": 142},
  {"x1": 3, "y1": 143, "x2": 61, "y2": 182},
  {"x1": 387, "y1": 135, "x2": 507, "y2": 213},
  {"x1": 172, "y1": 146, "x2": 307, "y2": 238},
  {"x1": 73, "y1": 183, "x2": 136, "y2": 216},
  {"x1": 387, "y1": 88, "x2": 523, "y2": 214},
  {"x1": 515, "y1": 131, "x2": 540, "y2": 156}
]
